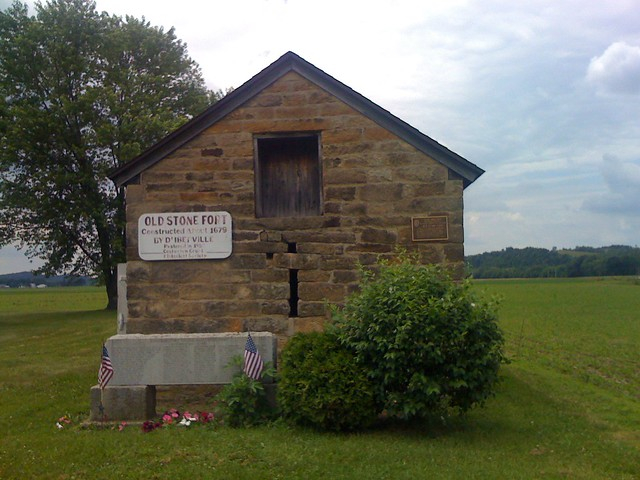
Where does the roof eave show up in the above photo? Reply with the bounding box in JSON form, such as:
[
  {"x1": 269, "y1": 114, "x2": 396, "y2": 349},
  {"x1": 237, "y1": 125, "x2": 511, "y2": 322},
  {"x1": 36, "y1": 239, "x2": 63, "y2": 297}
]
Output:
[
  {"x1": 109, "y1": 51, "x2": 484, "y2": 189},
  {"x1": 286, "y1": 57, "x2": 484, "y2": 188},
  {"x1": 110, "y1": 56, "x2": 294, "y2": 187}
]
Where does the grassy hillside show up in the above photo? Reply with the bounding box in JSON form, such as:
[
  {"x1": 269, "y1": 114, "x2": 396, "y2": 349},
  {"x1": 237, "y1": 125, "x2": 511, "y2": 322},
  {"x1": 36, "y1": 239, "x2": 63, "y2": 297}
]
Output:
[
  {"x1": 467, "y1": 245, "x2": 640, "y2": 278},
  {"x1": 0, "y1": 272, "x2": 95, "y2": 288},
  {"x1": 0, "y1": 280, "x2": 638, "y2": 479}
]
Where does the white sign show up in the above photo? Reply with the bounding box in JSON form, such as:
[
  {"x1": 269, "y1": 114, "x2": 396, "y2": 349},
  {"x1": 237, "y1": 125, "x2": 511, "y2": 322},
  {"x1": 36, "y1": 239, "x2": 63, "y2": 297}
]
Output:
[{"x1": 138, "y1": 212, "x2": 232, "y2": 261}]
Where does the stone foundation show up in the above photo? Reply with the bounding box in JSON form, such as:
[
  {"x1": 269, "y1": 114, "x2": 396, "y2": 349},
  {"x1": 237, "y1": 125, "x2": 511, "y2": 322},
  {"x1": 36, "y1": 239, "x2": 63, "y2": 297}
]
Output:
[
  {"x1": 90, "y1": 332, "x2": 276, "y2": 421},
  {"x1": 90, "y1": 385, "x2": 156, "y2": 421}
]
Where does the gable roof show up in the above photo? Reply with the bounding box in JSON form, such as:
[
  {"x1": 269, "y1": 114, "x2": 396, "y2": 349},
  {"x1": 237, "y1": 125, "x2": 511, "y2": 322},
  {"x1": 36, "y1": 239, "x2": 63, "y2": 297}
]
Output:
[{"x1": 109, "y1": 51, "x2": 484, "y2": 188}]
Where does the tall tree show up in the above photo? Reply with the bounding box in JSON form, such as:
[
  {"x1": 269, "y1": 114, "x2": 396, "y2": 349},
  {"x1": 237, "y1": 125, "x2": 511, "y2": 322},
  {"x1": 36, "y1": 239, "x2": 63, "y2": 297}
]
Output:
[{"x1": 0, "y1": 0, "x2": 213, "y2": 308}]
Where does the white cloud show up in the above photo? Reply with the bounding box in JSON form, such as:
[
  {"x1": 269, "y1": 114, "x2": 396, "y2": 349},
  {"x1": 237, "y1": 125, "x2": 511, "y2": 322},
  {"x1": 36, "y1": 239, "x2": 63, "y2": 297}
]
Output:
[
  {"x1": 602, "y1": 154, "x2": 640, "y2": 189},
  {"x1": 582, "y1": 155, "x2": 640, "y2": 216},
  {"x1": 587, "y1": 41, "x2": 640, "y2": 95}
]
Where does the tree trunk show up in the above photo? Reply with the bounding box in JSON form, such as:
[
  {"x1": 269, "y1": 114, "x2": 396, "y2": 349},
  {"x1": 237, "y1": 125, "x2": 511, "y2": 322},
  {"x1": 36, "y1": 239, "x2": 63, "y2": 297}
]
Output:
[{"x1": 105, "y1": 267, "x2": 118, "y2": 310}]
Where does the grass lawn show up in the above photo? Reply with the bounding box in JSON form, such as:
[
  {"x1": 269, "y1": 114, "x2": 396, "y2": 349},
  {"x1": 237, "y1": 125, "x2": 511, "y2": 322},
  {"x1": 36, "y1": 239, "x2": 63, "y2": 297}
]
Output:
[{"x1": 0, "y1": 279, "x2": 639, "y2": 479}]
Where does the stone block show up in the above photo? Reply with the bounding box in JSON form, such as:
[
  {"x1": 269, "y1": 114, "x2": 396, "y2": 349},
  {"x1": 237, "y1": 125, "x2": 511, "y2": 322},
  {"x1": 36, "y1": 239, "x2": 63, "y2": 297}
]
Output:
[
  {"x1": 331, "y1": 269, "x2": 360, "y2": 283},
  {"x1": 290, "y1": 316, "x2": 325, "y2": 334},
  {"x1": 319, "y1": 254, "x2": 356, "y2": 270},
  {"x1": 246, "y1": 93, "x2": 283, "y2": 107},
  {"x1": 274, "y1": 105, "x2": 320, "y2": 119},
  {"x1": 322, "y1": 216, "x2": 341, "y2": 228},
  {"x1": 230, "y1": 254, "x2": 267, "y2": 269},
  {"x1": 185, "y1": 171, "x2": 214, "y2": 182},
  {"x1": 367, "y1": 167, "x2": 393, "y2": 182},
  {"x1": 298, "y1": 270, "x2": 331, "y2": 282},
  {"x1": 325, "y1": 186, "x2": 356, "y2": 201},
  {"x1": 296, "y1": 243, "x2": 344, "y2": 255},
  {"x1": 298, "y1": 282, "x2": 346, "y2": 302},
  {"x1": 179, "y1": 284, "x2": 251, "y2": 301},
  {"x1": 178, "y1": 192, "x2": 223, "y2": 202},
  {"x1": 90, "y1": 385, "x2": 156, "y2": 421},
  {"x1": 280, "y1": 91, "x2": 308, "y2": 106},
  {"x1": 394, "y1": 165, "x2": 446, "y2": 182},
  {"x1": 307, "y1": 90, "x2": 337, "y2": 105},
  {"x1": 148, "y1": 262, "x2": 212, "y2": 283},
  {"x1": 243, "y1": 316, "x2": 289, "y2": 335},
  {"x1": 342, "y1": 203, "x2": 367, "y2": 215},
  {"x1": 201, "y1": 147, "x2": 224, "y2": 157},
  {"x1": 396, "y1": 196, "x2": 461, "y2": 214},
  {"x1": 251, "y1": 269, "x2": 289, "y2": 283},
  {"x1": 252, "y1": 283, "x2": 289, "y2": 300},
  {"x1": 346, "y1": 243, "x2": 394, "y2": 253},
  {"x1": 319, "y1": 103, "x2": 357, "y2": 117},
  {"x1": 359, "y1": 184, "x2": 403, "y2": 202},
  {"x1": 210, "y1": 270, "x2": 252, "y2": 284},
  {"x1": 298, "y1": 301, "x2": 327, "y2": 317},
  {"x1": 126, "y1": 261, "x2": 151, "y2": 282},
  {"x1": 360, "y1": 228, "x2": 397, "y2": 244},
  {"x1": 261, "y1": 300, "x2": 290, "y2": 315},
  {"x1": 146, "y1": 181, "x2": 195, "y2": 193},
  {"x1": 259, "y1": 230, "x2": 283, "y2": 242},
  {"x1": 272, "y1": 253, "x2": 319, "y2": 270},
  {"x1": 406, "y1": 182, "x2": 447, "y2": 197},
  {"x1": 204, "y1": 301, "x2": 261, "y2": 316},
  {"x1": 283, "y1": 231, "x2": 356, "y2": 244},
  {"x1": 418, "y1": 247, "x2": 444, "y2": 264},
  {"x1": 324, "y1": 202, "x2": 342, "y2": 214},
  {"x1": 157, "y1": 299, "x2": 205, "y2": 318},
  {"x1": 363, "y1": 126, "x2": 397, "y2": 141},
  {"x1": 232, "y1": 157, "x2": 253, "y2": 170},
  {"x1": 233, "y1": 241, "x2": 287, "y2": 254},
  {"x1": 447, "y1": 224, "x2": 464, "y2": 243},
  {"x1": 323, "y1": 128, "x2": 362, "y2": 143},
  {"x1": 104, "y1": 332, "x2": 277, "y2": 385},
  {"x1": 243, "y1": 216, "x2": 325, "y2": 231},
  {"x1": 444, "y1": 243, "x2": 465, "y2": 263},
  {"x1": 235, "y1": 230, "x2": 260, "y2": 241},
  {"x1": 324, "y1": 168, "x2": 367, "y2": 185},
  {"x1": 125, "y1": 184, "x2": 145, "y2": 203}
]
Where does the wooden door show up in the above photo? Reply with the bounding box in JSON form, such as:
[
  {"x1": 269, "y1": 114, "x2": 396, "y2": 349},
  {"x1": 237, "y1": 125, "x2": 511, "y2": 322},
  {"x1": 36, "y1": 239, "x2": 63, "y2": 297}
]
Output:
[{"x1": 256, "y1": 135, "x2": 321, "y2": 218}]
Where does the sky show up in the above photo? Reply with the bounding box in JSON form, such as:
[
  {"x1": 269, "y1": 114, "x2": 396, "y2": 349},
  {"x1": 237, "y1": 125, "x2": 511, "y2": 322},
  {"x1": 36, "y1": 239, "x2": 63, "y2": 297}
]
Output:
[{"x1": 1, "y1": 0, "x2": 639, "y2": 274}]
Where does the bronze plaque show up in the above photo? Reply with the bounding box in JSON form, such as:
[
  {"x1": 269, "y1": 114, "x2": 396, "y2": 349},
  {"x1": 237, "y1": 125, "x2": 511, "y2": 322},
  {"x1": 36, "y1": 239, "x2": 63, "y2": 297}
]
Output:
[{"x1": 411, "y1": 216, "x2": 449, "y2": 242}]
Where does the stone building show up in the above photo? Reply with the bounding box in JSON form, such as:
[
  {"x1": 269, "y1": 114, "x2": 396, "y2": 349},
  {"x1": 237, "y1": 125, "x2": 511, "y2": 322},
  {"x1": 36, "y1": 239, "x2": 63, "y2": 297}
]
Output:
[{"x1": 110, "y1": 51, "x2": 483, "y2": 343}]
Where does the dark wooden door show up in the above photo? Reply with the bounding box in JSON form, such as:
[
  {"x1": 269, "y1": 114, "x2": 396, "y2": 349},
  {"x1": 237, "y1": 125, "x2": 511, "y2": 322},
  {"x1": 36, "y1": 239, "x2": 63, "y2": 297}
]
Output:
[{"x1": 256, "y1": 135, "x2": 321, "y2": 217}]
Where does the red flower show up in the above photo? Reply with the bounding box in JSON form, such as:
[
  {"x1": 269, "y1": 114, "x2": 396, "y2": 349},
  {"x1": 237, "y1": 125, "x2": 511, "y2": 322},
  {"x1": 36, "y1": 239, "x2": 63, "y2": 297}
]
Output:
[{"x1": 141, "y1": 420, "x2": 161, "y2": 433}]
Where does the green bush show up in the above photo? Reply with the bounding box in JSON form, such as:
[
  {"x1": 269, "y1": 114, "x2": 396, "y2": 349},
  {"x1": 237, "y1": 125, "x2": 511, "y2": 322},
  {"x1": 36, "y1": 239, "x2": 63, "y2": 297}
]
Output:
[
  {"x1": 216, "y1": 357, "x2": 277, "y2": 427},
  {"x1": 331, "y1": 255, "x2": 505, "y2": 420},
  {"x1": 278, "y1": 331, "x2": 378, "y2": 431}
]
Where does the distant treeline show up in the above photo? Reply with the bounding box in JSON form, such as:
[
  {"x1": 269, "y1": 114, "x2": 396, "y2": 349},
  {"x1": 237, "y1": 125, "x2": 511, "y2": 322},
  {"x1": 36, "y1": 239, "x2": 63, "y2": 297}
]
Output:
[
  {"x1": 466, "y1": 245, "x2": 640, "y2": 279},
  {"x1": 0, "y1": 271, "x2": 96, "y2": 288}
]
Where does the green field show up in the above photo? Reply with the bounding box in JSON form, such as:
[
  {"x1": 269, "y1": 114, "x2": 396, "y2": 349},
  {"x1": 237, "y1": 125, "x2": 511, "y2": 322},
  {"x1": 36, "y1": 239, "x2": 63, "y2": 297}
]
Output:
[{"x1": 0, "y1": 279, "x2": 639, "y2": 479}]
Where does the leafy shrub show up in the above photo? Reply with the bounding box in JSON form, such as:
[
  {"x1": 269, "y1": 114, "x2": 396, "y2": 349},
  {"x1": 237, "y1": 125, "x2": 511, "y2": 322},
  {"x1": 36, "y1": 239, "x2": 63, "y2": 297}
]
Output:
[
  {"x1": 331, "y1": 254, "x2": 505, "y2": 420},
  {"x1": 278, "y1": 331, "x2": 377, "y2": 431},
  {"x1": 216, "y1": 357, "x2": 277, "y2": 427}
]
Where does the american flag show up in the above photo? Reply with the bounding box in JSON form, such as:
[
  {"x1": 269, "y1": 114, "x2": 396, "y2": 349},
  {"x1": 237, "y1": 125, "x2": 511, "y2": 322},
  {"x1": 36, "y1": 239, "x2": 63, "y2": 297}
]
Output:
[
  {"x1": 98, "y1": 344, "x2": 114, "y2": 389},
  {"x1": 243, "y1": 333, "x2": 264, "y2": 380}
]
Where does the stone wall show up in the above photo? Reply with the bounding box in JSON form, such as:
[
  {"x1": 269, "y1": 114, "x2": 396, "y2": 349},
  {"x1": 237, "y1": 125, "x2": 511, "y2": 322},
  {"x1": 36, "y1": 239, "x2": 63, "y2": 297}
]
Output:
[{"x1": 124, "y1": 71, "x2": 464, "y2": 343}]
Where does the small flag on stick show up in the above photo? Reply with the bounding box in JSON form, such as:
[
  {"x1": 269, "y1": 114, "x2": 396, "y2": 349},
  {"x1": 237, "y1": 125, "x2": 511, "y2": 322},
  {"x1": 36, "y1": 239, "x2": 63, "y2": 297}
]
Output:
[
  {"x1": 243, "y1": 333, "x2": 263, "y2": 380},
  {"x1": 98, "y1": 344, "x2": 114, "y2": 389}
]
